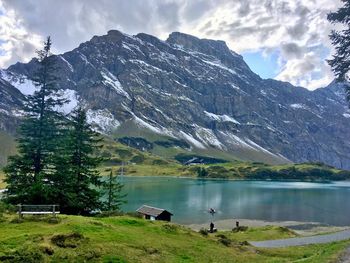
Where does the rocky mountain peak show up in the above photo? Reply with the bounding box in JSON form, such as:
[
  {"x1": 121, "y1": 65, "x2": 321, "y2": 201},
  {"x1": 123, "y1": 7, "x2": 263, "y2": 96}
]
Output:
[{"x1": 1, "y1": 30, "x2": 350, "y2": 169}]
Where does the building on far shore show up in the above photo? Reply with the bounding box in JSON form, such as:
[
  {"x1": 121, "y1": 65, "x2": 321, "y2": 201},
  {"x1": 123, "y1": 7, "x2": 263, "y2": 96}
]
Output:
[{"x1": 136, "y1": 205, "x2": 173, "y2": 222}]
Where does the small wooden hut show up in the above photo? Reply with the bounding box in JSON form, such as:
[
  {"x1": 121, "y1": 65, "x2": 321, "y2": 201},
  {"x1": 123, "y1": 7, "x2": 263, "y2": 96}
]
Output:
[{"x1": 136, "y1": 205, "x2": 173, "y2": 222}]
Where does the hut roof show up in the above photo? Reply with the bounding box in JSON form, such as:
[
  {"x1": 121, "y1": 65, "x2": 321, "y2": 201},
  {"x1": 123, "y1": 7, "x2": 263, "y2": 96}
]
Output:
[{"x1": 136, "y1": 205, "x2": 173, "y2": 217}]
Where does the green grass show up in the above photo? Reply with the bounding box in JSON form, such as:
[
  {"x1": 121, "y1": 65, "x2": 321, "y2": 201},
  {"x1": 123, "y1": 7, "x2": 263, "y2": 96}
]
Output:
[
  {"x1": 0, "y1": 214, "x2": 348, "y2": 262},
  {"x1": 193, "y1": 161, "x2": 350, "y2": 181}
]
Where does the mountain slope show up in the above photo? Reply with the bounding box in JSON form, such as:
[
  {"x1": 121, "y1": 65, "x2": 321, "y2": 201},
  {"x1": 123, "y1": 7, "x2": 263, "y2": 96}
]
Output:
[{"x1": 0, "y1": 30, "x2": 349, "y2": 168}]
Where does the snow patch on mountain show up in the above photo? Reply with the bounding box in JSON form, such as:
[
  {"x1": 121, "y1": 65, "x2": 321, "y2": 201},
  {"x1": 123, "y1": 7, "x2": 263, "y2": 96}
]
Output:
[
  {"x1": 200, "y1": 58, "x2": 236, "y2": 75},
  {"x1": 86, "y1": 109, "x2": 120, "y2": 132},
  {"x1": 204, "y1": 111, "x2": 240, "y2": 124},
  {"x1": 290, "y1": 103, "x2": 308, "y2": 110},
  {"x1": 77, "y1": 51, "x2": 95, "y2": 68},
  {"x1": 132, "y1": 114, "x2": 173, "y2": 137},
  {"x1": 179, "y1": 131, "x2": 206, "y2": 149},
  {"x1": 245, "y1": 138, "x2": 280, "y2": 158},
  {"x1": 101, "y1": 70, "x2": 130, "y2": 99},
  {"x1": 129, "y1": 59, "x2": 166, "y2": 73},
  {"x1": 1, "y1": 70, "x2": 36, "y2": 95},
  {"x1": 195, "y1": 126, "x2": 224, "y2": 149},
  {"x1": 58, "y1": 89, "x2": 79, "y2": 114},
  {"x1": 59, "y1": 55, "x2": 74, "y2": 72},
  {"x1": 220, "y1": 132, "x2": 256, "y2": 150}
]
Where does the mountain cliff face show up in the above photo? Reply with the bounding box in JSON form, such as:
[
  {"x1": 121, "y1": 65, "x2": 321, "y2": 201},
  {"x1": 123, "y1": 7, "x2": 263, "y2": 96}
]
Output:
[{"x1": 1, "y1": 30, "x2": 350, "y2": 168}]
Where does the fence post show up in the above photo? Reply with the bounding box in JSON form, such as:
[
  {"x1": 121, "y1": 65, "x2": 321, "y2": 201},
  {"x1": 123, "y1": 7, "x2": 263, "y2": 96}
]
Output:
[
  {"x1": 18, "y1": 204, "x2": 22, "y2": 219},
  {"x1": 53, "y1": 205, "x2": 56, "y2": 217}
]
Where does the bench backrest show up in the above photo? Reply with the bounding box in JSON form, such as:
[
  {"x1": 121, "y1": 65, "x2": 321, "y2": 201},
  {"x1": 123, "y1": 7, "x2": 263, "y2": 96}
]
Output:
[{"x1": 18, "y1": 205, "x2": 59, "y2": 212}]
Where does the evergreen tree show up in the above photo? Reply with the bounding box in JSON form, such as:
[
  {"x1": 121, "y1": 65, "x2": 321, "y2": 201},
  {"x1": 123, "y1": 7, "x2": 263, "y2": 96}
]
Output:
[
  {"x1": 55, "y1": 107, "x2": 103, "y2": 214},
  {"x1": 4, "y1": 37, "x2": 67, "y2": 204},
  {"x1": 327, "y1": 0, "x2": 350, "y2": 104},
  {"x1": 102, "y1": 170, "x2": 126, "y2": 212}
]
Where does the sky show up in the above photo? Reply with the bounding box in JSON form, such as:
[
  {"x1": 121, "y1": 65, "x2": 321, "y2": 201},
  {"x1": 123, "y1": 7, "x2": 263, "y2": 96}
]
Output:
[{"x1": 0, "y1": 0, "x2": 343, "y2": 90}]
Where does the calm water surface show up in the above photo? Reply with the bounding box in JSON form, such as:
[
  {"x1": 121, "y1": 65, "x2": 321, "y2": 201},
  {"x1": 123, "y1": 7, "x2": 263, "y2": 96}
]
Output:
[{"x1": 120, "y1": 176, "x2": 350, "y2": 226}]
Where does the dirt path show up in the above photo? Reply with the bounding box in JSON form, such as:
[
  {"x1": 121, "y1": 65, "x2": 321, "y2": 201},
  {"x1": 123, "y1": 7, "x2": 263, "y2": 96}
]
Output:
[{"x1": 250, "y1": 229, "x2": 350, "y2": 248}]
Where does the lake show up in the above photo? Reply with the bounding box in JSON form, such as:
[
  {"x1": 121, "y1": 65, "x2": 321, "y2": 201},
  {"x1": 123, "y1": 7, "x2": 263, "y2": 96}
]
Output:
[{"x1": 121, "y1": 176, "x2": 350, "y2": 226}]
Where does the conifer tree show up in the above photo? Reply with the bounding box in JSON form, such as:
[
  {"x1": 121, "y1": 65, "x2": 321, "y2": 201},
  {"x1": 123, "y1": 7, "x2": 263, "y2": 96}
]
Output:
[
  {"x1": 4, "y1": 37, "x2": 67, "y2": 204},
  {"x1": 327, "y1": 0, "x2": 350, "y2": 104},
  {"x1": 102, "y1": 169, "x2": 126, "y2": 212},
  {"x1": 55, "y1": 107, "x2": 103, "y2": 214}
]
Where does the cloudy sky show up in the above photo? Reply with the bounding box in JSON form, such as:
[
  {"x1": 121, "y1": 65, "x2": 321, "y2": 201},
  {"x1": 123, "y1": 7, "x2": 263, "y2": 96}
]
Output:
[{"x1": 0, "y1": 0, "x2": 342, "y2": 90}]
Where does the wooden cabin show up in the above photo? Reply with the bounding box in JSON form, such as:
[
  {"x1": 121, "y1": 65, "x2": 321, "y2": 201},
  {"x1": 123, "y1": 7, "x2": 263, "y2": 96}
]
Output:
[{"x1": 136, "y1": 205, "x2": 173, "y2": 222}]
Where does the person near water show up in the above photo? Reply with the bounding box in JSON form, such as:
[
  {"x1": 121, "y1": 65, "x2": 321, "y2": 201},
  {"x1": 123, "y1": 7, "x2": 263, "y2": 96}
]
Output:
[{"x1": 210, "y1": 222, "x2": 214, "y2": 233}]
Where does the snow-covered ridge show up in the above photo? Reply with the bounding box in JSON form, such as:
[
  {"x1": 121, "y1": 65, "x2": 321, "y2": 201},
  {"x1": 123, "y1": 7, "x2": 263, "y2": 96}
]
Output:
[
  {"x1": 59, "y1": 55, "x2": 74, "y2": 72},
  {"x1": 101, "y1": 70, "x2": 130, "y2": 99},
  {"x1": 204, "y1": 111, "x2": 240, "y2": 124}
]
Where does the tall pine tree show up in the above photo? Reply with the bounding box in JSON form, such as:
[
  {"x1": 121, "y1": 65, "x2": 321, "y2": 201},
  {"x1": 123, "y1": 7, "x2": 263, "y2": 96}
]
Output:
[
  {"x1": 102, "y1": 169, "x2": 126, "y2": 213},
  {"x1": 4, "y1": 37, "x2": 67, "y2": 204},
  {"x1": 55, "y1": 107, "x2": 103, "y2": 214},
  {"x1": 327, "y1": 0, "x2": 350, "y2": 104}
]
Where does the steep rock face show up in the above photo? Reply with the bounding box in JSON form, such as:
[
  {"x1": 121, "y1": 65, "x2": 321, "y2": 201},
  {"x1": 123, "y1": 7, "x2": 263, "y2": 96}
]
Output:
[
  {"x1": 0, "y1": 70, "x2": 24, "y2": 134},
  {"x1": 1, "y1": 30, "x2": 350, "y2": 168}
]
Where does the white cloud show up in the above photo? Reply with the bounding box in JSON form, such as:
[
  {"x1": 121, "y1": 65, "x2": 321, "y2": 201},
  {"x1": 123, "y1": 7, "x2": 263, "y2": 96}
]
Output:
[{"x1": 0, "y1": 0, "x2": 344, "y2": 89}]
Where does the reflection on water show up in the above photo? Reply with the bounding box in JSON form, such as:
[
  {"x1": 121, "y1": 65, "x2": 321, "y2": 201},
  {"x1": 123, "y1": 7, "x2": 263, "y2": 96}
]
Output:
[{"x1": 121, "y1": 177, "x2": 350, "y2": 226}]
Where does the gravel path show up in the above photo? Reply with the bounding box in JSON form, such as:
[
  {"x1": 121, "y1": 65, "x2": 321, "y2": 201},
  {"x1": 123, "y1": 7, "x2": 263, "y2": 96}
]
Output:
[{"x1": 250, "y1": 229, "x2": 350, "y2": 248}]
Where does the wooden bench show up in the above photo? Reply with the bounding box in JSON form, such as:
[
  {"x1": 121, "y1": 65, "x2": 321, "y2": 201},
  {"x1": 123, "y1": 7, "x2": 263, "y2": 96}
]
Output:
[{"x1": 17, "y1": 205, "x2": 60, "y2": 218}]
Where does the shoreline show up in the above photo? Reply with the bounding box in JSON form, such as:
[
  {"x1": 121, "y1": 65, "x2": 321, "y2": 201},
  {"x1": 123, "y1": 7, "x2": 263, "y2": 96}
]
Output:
[
  {"x1": 184, "y1": 218, "x2": 350, "y2": 236},
  {"x1": 116, "y1": 174, "x2": 350, "y2": 183}
]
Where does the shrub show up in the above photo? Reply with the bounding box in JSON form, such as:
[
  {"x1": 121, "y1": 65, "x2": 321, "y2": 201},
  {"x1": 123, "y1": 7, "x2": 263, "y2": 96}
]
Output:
[
  {"x1": 216, "y1": 234, "x2": 231, "y2": 247},
  {"x1": 130, "y1": 154, "x2": 145, "y2": 164},
  {"x1": 232, "y1": 226, "x2": 248, "y2": 232},
  {"x1": 199, "y1": 228, "x2": 208, "y2": 236},
  {"x1": 162, "y1": 224, "x2": 178, "y2": 233},
  {"x1": 0, "y1": 246, "x2": 44, "y2": 263},
  {"x1": 51, "y1": 232, "x2": 85, "y2": 248}
]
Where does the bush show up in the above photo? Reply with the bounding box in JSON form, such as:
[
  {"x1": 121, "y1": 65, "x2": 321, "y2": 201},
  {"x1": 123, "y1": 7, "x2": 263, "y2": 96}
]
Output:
[
  {"x1": 51, "y1": 232, "x2": 85, "y2": 248},
  {"x1": 130, "y1": 154, "x2": 145, "y2": 164},
  {"x1": 0, "y1": 246, "x2": 44, "y2": 263},
  {"x1": 199, "y1": 228, "x2": 208, "y2": 236},
  {"x1": 232, "y1": 226, "x2": 248, "y2": 232},
  {"x1": 162, "y1": 224, "x2": 178, "y2": 233},
  {"x1": 216, "y1": 234, "x2": 231, "y2": 247},
  {"x1": 104, "y1": 157, "x2": 122, "y2": 166}
]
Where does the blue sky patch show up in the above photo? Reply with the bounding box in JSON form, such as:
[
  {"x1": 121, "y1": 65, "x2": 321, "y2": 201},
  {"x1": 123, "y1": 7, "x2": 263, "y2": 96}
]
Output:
[{"x1": 242, "y1": 50, "x2": 280, "y2": 79}]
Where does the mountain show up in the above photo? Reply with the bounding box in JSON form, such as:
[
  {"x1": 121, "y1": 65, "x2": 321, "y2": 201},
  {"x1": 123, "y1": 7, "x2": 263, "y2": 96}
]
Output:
[{"x1": 0, "y1": 30, "x2": 349, "y2": 169}]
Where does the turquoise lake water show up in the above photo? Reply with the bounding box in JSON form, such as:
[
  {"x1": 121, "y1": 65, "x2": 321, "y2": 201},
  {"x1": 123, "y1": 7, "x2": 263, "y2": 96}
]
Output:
[{"x1": 120, "y1": 176, "x2": 350, "y2": 226}]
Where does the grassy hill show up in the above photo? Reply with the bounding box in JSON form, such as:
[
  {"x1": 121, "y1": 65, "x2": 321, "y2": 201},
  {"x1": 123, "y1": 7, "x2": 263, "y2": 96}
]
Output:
[
  {"x1": 113, "y1": 121, "x2": 288, "y2": 165},
  {"x1": 1, "y1": 131, "x2": 349, "y2": 187},
  {"x1": 0, "y1": 214, "x2": 348, "y2": 262}
]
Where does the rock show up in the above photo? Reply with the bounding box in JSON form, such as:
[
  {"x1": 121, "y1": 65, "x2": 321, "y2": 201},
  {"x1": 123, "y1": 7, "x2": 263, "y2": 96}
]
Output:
[{"x1": 0, "y1": 30, "x2": 349, "y2": 169}]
